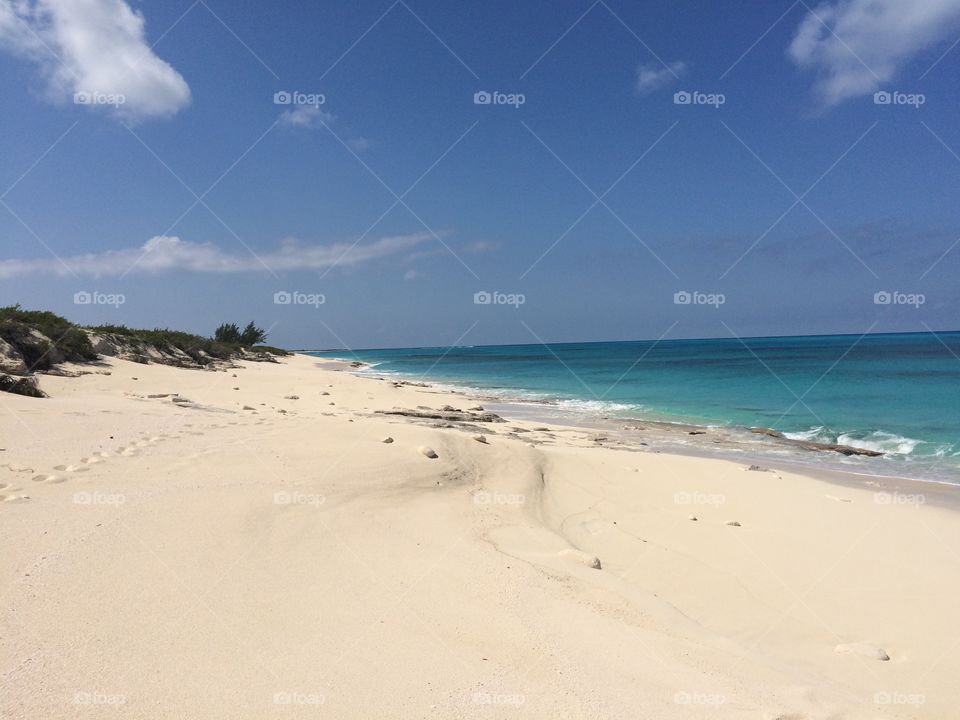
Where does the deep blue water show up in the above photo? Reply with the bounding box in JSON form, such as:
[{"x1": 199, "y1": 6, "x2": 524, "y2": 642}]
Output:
[{"x1": 308, "y1": 333, "x2": 960, "y2": 482}]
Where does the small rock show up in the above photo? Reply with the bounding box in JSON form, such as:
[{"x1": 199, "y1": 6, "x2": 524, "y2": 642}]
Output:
[
  {"x1": 688, "y1": 515, "x2": 698, "y2": 521},
  {"x1": 320, "y1": 391, "x2": 330, "y2": 396},
  {"x1": 382, "y1": 437, "x2": 394, "y2": 444},
  {"x1": 725, "y1": 520, "x2": 741, "y2": 527},
  {"x1": 747, "y1": 464, "x2": 771, "y2": 472},
  {"x1": 242, "y1": 405, "x2": 256, "y2": 411},
  {"x1": 284, "y1": 395, "x2": 299, "y2": 400},
  {"x1": 559, "y1": 548, "x2": 602, "y2": 570},
  {"x1": 468, "y1": 405, "x2": 484, "y2": 411},
  {"x1": 418, "y1": 446, "x2": 438, "y2": 459},
  {"x1": 473, "y1": 435, "x2": 488, "y2": 444},
  {"x1": 834, "y1": 643, "x2": 890, "y2": 661},
  {"x1": 171, "y1": 397, "x2": 192, "y2": 404}
]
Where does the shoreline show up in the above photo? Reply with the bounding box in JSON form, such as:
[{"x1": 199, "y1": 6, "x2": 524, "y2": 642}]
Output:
[
  {"x1": 336, "y1": 358, "x2": 960, "y2": 494},
  {"x1": 4, "y1": 352, "x2": 958, "y2": 718}
]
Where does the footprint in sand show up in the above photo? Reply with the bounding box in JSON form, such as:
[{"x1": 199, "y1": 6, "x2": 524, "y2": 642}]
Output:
[
  {"x1": 32, "y1": 474, "x2": 67, "y2": 484},
  {"x1": 53, "y1": 464, "x2": 90, "y2": 473},
  {"x1": 4, "y1": 464, "x2": 34, "y2": 474},
  {"x1": 0, "y1": 485, "x2": 30, "y2": 503},
  {"x1": 79, "y1": 456, "x2": 103, "y2": 465}
]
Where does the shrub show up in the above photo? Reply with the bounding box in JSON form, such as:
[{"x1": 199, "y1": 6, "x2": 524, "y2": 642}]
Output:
[{"x1": 0, "y1": 305, "x2": 97, "y2": 370}]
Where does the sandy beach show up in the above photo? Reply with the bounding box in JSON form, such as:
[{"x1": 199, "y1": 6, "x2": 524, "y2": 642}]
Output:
[{"x1": 2, "y1": 353, "x2": 958, "y2": 719}]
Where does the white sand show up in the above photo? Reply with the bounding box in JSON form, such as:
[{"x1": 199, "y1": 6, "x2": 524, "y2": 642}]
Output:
[{"x1": 1, "y1": 354, "x2": 957, "y2": 718}]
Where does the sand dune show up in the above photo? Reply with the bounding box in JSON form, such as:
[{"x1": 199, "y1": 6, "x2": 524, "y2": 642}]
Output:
[{"x1": 1, "y1": 354, "x2": 957, "y2": 718}]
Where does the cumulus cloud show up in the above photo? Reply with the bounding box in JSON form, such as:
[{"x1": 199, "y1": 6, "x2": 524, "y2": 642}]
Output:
[
  {"x1": 0, "y1": 0, "x2": 190, "y2": 120},
  {"x1": 635, "y1": 60, "x2": 686, "y2": 94},
  {"x1": 0, "y1": 233, "x2": 433, "y2": 278},
  {"x1": 788, "y1": 0, "x2": 960, "y2": 107}
]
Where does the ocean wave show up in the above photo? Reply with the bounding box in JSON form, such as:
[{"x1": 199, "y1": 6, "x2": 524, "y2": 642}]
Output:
[
  {"x1": 783, "y1": 426, "x2": 832, "y2": 444},
  {"x1": 784, "y1": 427, "x2": 925, "y2": 456},
  {"x1": 838, "y1": 431, "x2": 924, "y2": 456}
]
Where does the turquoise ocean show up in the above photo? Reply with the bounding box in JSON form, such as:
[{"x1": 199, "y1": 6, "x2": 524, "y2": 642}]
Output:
[{"x1": 308, "y1": 333, "x2": 960, "y2": 484}]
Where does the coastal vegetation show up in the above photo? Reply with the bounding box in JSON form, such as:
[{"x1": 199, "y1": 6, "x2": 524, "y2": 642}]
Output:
[{"x1": 0, "y1": 305, "x2": 289, "y2": 396}]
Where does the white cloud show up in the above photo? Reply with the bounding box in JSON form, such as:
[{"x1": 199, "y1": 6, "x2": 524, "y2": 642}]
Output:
[
  {"x1": 0, "y1": 233, "x2": 433, "y2": 278},
  {"x1": 635, "y1": 60, "x2": 686, "y2": 94},
  {"x1": 788, "y1": 0, "x2": 960, "y2": 107},
  {"x1": 278, "y1": 105, "x2": 371, "y2": 150},
  {"x1": 0, "y1": 0, "x2": 190, "y2": 120},
  {"x1": 279, "y1": 105, "x2": 334, "y2": 128}
]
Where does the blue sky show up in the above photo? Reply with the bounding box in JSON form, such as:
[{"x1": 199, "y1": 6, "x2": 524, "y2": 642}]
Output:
[{"x1": 1, "y1": 0, "x2": 959, "y2": 349}]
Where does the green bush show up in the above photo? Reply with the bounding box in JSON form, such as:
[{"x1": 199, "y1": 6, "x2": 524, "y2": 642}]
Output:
[{"x1": 0, "y1": 305, "x2": 97, "y2": 370}]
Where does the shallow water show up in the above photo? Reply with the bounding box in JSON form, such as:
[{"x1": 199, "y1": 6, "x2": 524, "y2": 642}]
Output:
[{"x1": 308, "y1": 332, "x2": 960, "y2": 483}]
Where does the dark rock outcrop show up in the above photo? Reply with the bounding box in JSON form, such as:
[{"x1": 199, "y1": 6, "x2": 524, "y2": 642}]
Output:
[
  {"x1": 0, "y1": 374, "x2": 47, "y2": 398},
  {"x1": 376, "y1": 408, "x2": 506, "y2": 423}
]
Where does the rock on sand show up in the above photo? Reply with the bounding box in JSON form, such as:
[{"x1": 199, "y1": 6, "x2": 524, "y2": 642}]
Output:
[
  {"x1": 559, "y1": 548, "x2": 602, "y2": 570},
  {"x1": 834, "y1": 642, "x2": 890, "y2": 661}
]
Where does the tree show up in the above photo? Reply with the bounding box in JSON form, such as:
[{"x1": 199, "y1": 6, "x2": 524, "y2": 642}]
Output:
[
  {"x1": 214, "y1": 323, "x2": 241, "y2": 344},
  {"x1": 239, "y1": 322, "x2": 267, "y2": 346}
]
